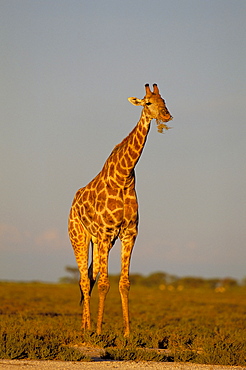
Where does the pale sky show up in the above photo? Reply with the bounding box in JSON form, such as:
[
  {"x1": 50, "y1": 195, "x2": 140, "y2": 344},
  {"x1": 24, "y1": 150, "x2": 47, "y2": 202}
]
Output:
[{"x1": 1, "y1": 0, "x2": 245, "y2": 282}]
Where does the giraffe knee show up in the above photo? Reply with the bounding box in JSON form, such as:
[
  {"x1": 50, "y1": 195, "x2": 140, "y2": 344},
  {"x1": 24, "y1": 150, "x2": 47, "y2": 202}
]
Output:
[
  {"x1": 119, "y1": 279, "x2": 130, "y2": 295},
  {"x1": 98, "y1": 279, "x2": 110, "y2": 296},
  {"x1": 79, "y1": 276, "x2": 90, "y2": 297}
]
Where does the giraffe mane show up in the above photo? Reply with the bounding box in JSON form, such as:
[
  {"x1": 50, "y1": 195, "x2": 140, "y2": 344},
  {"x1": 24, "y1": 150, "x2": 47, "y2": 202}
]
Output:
[{"x1": 110, "y1": 125, "x2": 138, "y2": 155}]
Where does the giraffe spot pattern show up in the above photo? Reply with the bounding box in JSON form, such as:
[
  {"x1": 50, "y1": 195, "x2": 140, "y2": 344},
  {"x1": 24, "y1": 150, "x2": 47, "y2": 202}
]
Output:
[{"x1": 68, "y1": 84, "x2": 172, "y2": 336}]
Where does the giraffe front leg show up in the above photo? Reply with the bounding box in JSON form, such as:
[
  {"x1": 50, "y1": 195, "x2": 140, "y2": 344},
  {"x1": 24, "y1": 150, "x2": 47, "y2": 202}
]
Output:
[
  {"x1": 119, "y1": 235, "x2": 136, "y2": 337},
  {"x1": 81, "y1": 279, "x2": 91, "y2": 331},
  {"x1": 119, "y1": 277, "x2": 130, "y2": 337},
  {"x1": 77, "y1": 255, "x2": 92, "y2": 332},
  {"x1": 97, "y1": 244, "x2": 110, "y2": 335}
]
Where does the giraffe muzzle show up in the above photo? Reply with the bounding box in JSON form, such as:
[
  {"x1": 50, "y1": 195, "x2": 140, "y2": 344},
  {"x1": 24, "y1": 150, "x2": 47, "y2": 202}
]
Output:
[{"x1": 160, "y1": 113, "x2": 173, "y2": 122}]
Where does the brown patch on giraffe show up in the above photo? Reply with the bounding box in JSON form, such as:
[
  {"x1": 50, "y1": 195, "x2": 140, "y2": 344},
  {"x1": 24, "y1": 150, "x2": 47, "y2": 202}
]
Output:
[
  {"x1": 97, "y1": 189, "x2": 106, "y2": 200},
  {"x1": 107, "y1": 197, "x2": 123, "y2": 212},
  {"x1": 142, "y1": 126, "x2": 148, "y2": 136},
  {"x1": 116, "y1": 162, "x2": 128, "y2": 176},
  {"x1": 107, "y1": 186, "x2": 118, "y2": 196},
  {"x1": 81, "y1": 216, "x2": 90, "y2": 229},
  {"x1": 102, "y1": 209, "x2": 115, "y2": 224},
  {"x1": 124, "y1": 152, "x2": 133, "y2": 167},
  {"x1": 108, "y1": 163, "x2": 115, "y2": 177},
  {"x1": 93, "y1": 213, "x2": 103, "y2": 227},
  {"x1": 71, "y1": 229, "x2": 77, "y2": 237},
  {"x1": 90, "y1": 223, "x2": 97, "y2": 235},
  {"x1": 90, "y1": 189, "x2": 96, "y2": 198},
  {"x1": 112, "y1": 209, "x2": 123, "y2": 222},
  {"x1": 106, "y1": 198, "x2": 116, "y2": 211},
  {"x1": 96, "y1": 181, "x2": 105, "y2": 193},
  {"x1": 137, "y1": 130, "x2": 143, "y2": 143},
  {"x1": 86, "y1": 182, "x2": 93, "y2": 190},
  {"x1": 115, "y1": 174, "x2": 125, "y2": 187},
  {"x1": 128, "y1": 146, "x2": 138, "y2": 160},
  {"x1": 124, "y1": 196, "x2": 134, "y2": 205},
  {"x1": 108, "y1": 178, "x2": 118, "y2": 188},
  {"x1": 96, "y1": 201, "x2": 106, "y2": 213},
  {"x1": 133, "y1": 137, "x2": 141, "y2": 151},
  {"x1": 83, "y1": 202, "x2": 93, "y2": 216},
  {"x1": 82, "y1": 189, "x2": 89, "y2": 201},
  {"x1": 121, "y1": 157, "x2": 127, "y2": 168}
]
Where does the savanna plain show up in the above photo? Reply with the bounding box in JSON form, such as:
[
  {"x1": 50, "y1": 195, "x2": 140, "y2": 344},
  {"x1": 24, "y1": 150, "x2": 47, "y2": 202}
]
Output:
[{"x1": 0, "y1": 275, "x2": 245, "y2": 367}]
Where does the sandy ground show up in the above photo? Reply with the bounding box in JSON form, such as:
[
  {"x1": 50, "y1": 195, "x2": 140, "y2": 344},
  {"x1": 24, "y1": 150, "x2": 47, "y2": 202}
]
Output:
[{"x1": 0, "y1": 359, "x2": 245, "y2": 370}]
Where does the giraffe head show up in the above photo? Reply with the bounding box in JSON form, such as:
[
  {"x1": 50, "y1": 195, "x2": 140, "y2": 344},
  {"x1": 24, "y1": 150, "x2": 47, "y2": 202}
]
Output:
[{"x1": 128, "y1": 84, "x2": 173, "y2": 133}]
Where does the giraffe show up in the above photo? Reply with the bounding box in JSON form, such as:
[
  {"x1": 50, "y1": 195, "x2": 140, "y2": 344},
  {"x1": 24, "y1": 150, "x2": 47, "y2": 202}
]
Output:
[{"x1": 68, "y1": 83, "x2": 172, "y2": 337}]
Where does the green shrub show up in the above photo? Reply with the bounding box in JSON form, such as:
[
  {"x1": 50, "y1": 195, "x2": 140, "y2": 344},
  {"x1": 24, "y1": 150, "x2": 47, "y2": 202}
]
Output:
[{"x1": 0, "y1": 328, "x2": 89, "y2": 361}]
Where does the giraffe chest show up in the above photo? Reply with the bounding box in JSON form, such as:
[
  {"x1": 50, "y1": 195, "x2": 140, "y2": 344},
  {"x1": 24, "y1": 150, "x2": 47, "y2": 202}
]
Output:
[{"x1": 76, "y1": 180, "x2": 138, "y2": 239}]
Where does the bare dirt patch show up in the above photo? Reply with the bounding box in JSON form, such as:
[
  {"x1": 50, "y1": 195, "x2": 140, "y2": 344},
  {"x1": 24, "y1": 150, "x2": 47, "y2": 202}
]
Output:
[{"x1": 0, "y1": 358, "x2": 245, "y2": 370}]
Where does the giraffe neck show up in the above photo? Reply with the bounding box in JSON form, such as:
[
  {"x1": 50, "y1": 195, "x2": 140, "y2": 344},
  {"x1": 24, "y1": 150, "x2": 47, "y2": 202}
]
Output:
[{"x1": 103, "y1": 110, "x2": 151, "y2": 185}]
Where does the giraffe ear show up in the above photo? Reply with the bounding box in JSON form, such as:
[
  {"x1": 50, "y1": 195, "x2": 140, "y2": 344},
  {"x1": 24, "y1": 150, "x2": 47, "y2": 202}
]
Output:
[{"x1": 128, "y1": 97, "x2": 145, "y2": 106}]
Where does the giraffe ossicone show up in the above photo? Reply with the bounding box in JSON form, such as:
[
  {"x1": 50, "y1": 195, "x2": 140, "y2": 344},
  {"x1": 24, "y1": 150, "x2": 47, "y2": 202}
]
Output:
[{"x1": 68, "y1": 83, "x2": 172, "y2": 337}]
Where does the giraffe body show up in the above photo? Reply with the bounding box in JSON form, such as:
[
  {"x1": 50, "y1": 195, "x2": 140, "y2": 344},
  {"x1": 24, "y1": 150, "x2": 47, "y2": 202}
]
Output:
[{"x1": 68, "y1": 84, "x2": 172, "y2": 336}]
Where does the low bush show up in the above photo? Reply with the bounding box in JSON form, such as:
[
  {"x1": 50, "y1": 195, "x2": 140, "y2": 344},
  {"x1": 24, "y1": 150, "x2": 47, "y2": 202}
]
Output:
[{"x1": 0, "y1": 281, "x2": 245, "y2": 365}]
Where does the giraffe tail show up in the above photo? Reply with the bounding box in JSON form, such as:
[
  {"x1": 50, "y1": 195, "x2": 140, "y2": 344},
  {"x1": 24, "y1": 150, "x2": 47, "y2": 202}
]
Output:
[
  {"x1": 88, "y1": 261, "x2": 97, "y2": 295},
  {"x1": 79, "y1": 282, "x2": 84, "y2": 305},
  {"x1": 79, "y1": 240, "x2": 99, "y2": 305}
]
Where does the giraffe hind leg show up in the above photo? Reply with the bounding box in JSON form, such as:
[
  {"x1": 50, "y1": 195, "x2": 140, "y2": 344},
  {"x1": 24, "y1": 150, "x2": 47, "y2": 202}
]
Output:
[
  {"x1": 119, "y1": 234, "x2": 137, "y2": 337},
  {"x1": 97, "y1": 244, "x2": 110, "y2": 335}
]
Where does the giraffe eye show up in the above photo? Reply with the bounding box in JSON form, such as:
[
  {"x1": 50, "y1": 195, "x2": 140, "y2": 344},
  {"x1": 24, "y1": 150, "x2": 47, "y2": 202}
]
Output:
[{"x1": 146, "y1": 102, "x2": 152, "y2": 106}]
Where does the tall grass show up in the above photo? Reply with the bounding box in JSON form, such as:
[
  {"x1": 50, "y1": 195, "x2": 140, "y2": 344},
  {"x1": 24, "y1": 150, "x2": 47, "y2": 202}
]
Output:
[{"x1": 0, "y1": 281, "x2": 245, "y2": 365}]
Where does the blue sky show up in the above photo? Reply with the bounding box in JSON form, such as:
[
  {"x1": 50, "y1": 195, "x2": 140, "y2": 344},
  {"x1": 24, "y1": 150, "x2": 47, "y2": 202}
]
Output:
[{"x1": 1, "y1": 0, "x2": 245, "y2": 282}]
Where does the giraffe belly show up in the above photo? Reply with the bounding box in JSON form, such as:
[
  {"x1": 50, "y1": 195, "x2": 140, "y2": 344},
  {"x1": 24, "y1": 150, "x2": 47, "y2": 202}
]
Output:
[
  {"x1": 73, "y1": 182, "x2": 136, "y2": 243},
  {"x1": 91, "y1": 207, "x2": 124, "y2": 242},
  {"x1": 76, "y1": 193, "x2": 124, "y2": 242}
]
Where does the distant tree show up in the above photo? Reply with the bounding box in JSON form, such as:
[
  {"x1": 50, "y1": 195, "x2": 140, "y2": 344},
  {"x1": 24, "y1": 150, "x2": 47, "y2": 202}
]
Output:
[
  {"x1": 221, "y1": 277, "x2": 238, "y2": 288},
  {"x1": 130, "y1": 273, "x2": 144, "y2": 285},
  {"x1": 143, "y1": 272, "x2": 169, "y2": 287},
  {"x1": 178, "y1": 276, "x2": 205, "y2": 288},
  {"x1": 165, "y1": 273, "x2": 178, "y2": 286},
  {"x1": 206, "y1": 278, "x2": 221, "y2": 289},
  {"x1": 59, "y1": 266, "x2": 79, "y2": 284}
]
